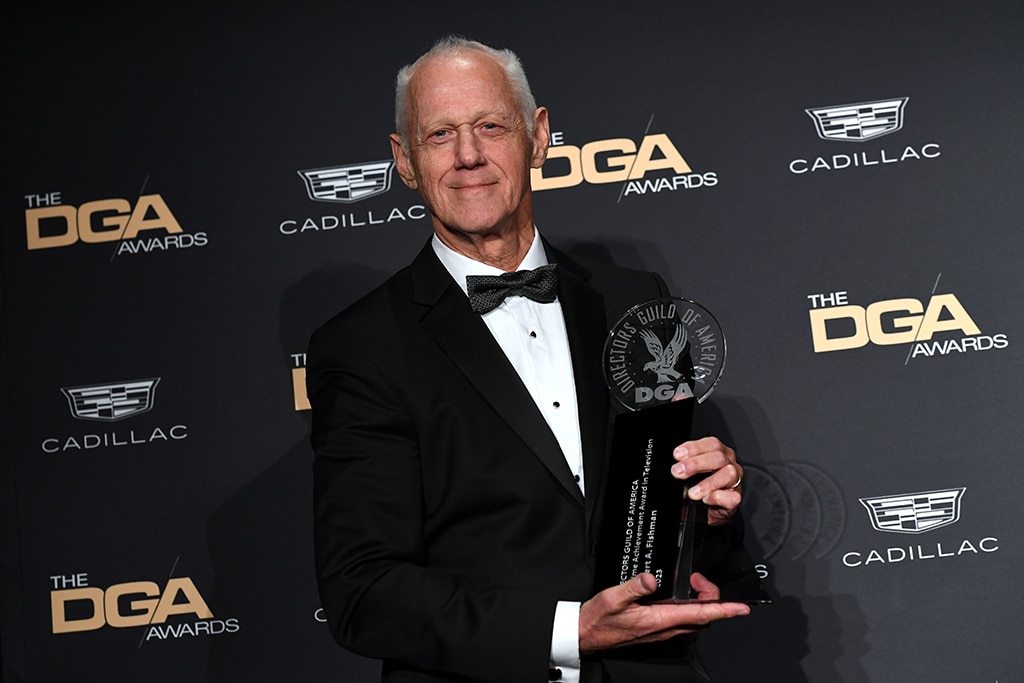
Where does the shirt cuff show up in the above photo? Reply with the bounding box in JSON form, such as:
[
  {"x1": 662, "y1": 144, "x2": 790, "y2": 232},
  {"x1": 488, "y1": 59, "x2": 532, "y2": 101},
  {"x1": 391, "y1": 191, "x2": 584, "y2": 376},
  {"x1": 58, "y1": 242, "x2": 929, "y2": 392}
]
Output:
[{"x1": 549, "y1": 600, "x2": 581, "y2": 682}]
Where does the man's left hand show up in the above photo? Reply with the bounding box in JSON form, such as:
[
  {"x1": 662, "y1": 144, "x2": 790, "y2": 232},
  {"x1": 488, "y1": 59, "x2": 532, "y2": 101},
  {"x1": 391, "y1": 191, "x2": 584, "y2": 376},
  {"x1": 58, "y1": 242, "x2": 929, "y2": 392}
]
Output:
[{"x1": 670, "y1": 436, "x2": 742, "y2": 525}]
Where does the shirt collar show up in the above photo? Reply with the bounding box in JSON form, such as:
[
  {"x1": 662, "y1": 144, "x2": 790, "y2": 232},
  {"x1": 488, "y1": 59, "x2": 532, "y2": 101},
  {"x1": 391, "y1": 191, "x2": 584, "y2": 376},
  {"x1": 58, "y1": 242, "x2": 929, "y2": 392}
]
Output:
[{"x1": 431, "y1": 226, "x2": 548, "y2": 296}]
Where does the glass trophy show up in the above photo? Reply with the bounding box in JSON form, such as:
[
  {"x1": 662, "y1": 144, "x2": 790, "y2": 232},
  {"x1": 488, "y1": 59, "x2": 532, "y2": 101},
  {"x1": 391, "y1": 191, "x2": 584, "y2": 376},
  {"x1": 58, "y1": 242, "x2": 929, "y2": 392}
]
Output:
[{"x1": 595, "y1": 298, "x2": 771, "y2": 604}]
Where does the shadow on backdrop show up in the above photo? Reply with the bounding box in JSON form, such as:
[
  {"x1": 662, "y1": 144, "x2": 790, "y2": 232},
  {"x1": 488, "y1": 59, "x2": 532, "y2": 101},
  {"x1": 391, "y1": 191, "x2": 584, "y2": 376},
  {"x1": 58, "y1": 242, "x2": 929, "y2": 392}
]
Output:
[
  {"x1": 697, "y1": 396, "x2": 869, "y2": 682},
  {"x1": 206, "y1": 263, "x2": 388, "y2": 682}
]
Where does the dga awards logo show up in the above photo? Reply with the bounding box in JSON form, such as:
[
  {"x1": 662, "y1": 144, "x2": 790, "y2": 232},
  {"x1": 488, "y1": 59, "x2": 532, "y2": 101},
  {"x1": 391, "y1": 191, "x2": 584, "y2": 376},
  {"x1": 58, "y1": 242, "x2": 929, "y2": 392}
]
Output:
[
  {"x1": 842, "y1": 487, "x2": 999, "y2": 568},
  {"x1": 789, "y1": 96, "x2": 941, "y2": 174},
  {"x1": 279, "y1": 158, "x2": 426, "y2": 235},
  {"x1": 531, "y1": 126, "x2": 718, "y2": 199},
  {"x1": 806, "y1": 278, "x2": 1009, "y2": 362},
  {"x1": 42, "y1": 377, "x2": 188, "y2": 453},
  {"x1": 50, "y1": 563, "x2": 239, "y2": 641},
  {"x1": 24, "y1": 191, "x2": 208, "y2": 255}
]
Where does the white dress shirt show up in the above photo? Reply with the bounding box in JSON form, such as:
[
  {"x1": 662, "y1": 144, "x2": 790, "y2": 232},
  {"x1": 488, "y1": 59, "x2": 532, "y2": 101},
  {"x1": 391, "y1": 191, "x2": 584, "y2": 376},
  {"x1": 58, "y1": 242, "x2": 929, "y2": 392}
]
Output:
[{"x1": 431, "y1": 229, "x2": 583, "y2": 682}]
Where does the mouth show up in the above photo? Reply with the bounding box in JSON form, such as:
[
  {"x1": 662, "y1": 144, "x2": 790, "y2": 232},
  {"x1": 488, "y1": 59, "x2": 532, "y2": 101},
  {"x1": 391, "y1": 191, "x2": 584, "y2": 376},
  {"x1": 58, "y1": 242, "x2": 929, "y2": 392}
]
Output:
[{"x1": 450, "y1": 180, "x2": 498, "y2": 191}]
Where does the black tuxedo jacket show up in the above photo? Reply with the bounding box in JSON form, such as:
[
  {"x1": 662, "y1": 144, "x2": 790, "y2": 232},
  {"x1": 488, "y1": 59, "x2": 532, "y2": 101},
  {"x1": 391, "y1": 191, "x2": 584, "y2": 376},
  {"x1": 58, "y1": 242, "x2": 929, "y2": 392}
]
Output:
[{"x1": 309, "y1": 239, "x2": 707, "y2": 683}]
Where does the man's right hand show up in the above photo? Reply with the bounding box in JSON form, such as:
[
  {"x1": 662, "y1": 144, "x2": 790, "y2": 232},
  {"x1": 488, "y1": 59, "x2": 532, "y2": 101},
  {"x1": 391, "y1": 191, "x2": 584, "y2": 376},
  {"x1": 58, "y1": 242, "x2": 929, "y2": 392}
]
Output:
[{"x1": 578, "y1": 573, "x2": 750, "y2": 654}]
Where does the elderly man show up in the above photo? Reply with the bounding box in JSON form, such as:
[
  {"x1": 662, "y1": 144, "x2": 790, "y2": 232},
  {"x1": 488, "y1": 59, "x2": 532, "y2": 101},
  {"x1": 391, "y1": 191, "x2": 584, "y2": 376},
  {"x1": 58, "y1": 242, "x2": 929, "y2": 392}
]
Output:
[{"x1": 309, "y1": 36, "x2": 749, "y2": 683}]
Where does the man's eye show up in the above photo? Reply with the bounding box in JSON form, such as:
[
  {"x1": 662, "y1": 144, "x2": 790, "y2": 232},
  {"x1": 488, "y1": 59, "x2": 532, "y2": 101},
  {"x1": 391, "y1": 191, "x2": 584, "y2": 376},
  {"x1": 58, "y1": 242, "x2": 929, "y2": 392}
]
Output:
[{"x1": 430, "y1": 130, "x2": 449, "y2": 139}]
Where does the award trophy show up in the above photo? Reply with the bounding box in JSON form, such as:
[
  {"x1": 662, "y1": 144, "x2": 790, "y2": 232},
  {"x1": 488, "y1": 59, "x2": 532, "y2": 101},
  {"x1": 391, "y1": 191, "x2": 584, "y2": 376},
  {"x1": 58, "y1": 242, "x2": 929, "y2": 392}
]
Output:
[{"x1": 595, "y1": 298, "x2": 770, "y2": 604}]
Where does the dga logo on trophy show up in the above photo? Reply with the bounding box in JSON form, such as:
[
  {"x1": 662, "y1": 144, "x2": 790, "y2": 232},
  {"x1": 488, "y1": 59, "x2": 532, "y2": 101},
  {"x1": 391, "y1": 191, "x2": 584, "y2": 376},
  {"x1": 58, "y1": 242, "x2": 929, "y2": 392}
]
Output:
[
  {"x1": 42, "y1": 378, "x2": 188, "y2": 453},
  {"x1": 532, "y1": 128, "x2": 718, "y2": 199},
  {"x1": 788, "y1": 97, "x2": 941, "y2": 174},
  {"x1": 604, "y1": 299, "x2": 725, "y2": 409},
  {"x1": 24, "y1": 191, "x2": 208, "y2": 255},
  {"x1": 842, "y1": 487, "x2": 999, "y2": 568},
  {"x1": 279, "y1": 159, "x2": 427, "y2": 235}
]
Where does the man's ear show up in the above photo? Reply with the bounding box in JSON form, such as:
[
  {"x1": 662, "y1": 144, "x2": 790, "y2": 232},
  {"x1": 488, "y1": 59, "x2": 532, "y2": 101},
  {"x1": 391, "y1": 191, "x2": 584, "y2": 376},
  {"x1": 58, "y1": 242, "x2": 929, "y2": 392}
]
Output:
[
  {"x1": 529, "y1": 107, "x2": 550, "y2": 169},
  {"x1": 390, "y1": 133, "x2": 418, "y2": 189}
]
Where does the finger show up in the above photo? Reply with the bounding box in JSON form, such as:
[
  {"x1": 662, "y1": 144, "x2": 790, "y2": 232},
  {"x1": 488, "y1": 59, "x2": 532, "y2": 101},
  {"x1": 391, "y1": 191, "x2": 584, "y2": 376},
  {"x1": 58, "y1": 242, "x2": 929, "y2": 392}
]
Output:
[
  {"x1": 686, "y1": 464, "x2": 742, "y2": 499},
  {"x1": 690, "y1": 572, "x2": 720, "y2": 600},
  {"x1": 672, "y1": 442, "x2": 736, "y2": 480},
  {"x1": 673, "y1": 436, "x2": 729, "y2": 461},
  {"x1": 691, "y1": 602, "x2": 751, "y2": 621},
  {"x1": 655, "y1": 600, "x2": 751, "y2": 628},
  {"x1": 703, "y1": 496, "x2": 742, "y2": 527}
]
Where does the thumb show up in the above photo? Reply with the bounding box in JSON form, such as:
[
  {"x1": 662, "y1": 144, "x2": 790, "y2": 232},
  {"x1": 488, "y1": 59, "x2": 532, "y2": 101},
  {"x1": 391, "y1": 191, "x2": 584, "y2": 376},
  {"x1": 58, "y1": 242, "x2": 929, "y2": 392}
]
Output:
[{"x1": 619, "y1": 573, "x2": 658, "y2": 603}]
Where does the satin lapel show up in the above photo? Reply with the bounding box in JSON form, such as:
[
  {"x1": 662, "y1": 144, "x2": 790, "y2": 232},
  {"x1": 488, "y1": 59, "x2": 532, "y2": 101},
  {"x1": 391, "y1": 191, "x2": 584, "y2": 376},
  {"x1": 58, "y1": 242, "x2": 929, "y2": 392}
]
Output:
[
  {"x1": 411, "y1": 243, "x2": 585, "y2": 508},
  {"x1": 547, "y1": 246, "x2": 612, "y2": 524}
]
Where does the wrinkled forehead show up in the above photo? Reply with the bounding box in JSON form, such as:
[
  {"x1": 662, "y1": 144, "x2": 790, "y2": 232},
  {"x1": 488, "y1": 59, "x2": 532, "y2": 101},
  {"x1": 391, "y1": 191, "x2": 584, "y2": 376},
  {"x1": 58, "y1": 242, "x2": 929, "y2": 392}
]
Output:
[{"x1": 407, "y1": 51, "x2": 517, "y2": 114}]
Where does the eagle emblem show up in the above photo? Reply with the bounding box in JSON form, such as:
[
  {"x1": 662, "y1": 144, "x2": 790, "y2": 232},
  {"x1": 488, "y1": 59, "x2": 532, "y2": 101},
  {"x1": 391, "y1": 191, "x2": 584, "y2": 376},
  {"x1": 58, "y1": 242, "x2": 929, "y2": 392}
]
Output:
[{"x1": 639, "y1": 324, "x2": 688, "y2": 383}]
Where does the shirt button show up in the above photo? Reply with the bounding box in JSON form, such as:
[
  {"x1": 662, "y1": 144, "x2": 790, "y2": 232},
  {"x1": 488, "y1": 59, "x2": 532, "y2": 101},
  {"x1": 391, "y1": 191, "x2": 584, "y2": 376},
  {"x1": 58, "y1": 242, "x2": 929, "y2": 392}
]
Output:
[{"x1": 529, "y1": 331, "x2": 538, "y2": 338}]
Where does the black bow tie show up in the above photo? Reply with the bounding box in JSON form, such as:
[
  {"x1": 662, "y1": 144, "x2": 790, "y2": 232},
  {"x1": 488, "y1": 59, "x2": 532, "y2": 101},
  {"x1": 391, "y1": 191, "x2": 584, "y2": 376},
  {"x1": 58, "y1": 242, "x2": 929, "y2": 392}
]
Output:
[{"x1": 466, "y1": 264, "x2": 559, "y2": 314}]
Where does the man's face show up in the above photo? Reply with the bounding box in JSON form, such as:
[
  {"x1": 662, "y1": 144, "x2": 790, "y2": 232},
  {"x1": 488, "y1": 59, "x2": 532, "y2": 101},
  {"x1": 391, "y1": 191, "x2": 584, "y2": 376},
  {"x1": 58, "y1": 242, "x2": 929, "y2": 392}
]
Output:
[{"x1": 391, "y1": 52, "x2": 549, "y2": 245}]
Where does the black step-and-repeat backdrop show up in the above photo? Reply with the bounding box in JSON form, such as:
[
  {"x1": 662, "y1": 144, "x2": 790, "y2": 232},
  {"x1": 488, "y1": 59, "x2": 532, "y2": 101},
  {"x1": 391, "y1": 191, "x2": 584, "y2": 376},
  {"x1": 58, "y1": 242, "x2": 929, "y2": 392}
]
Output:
[{"x1": 3, "y1": 3, "x2": 1022, "y2": 681}]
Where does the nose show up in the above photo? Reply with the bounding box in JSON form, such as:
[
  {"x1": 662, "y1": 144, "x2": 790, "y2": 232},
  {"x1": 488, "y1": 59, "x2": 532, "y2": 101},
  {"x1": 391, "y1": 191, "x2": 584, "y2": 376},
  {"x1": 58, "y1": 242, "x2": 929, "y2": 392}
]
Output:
[{"x1": 454, "y1": 129, "x2": 486, "y2": 169}]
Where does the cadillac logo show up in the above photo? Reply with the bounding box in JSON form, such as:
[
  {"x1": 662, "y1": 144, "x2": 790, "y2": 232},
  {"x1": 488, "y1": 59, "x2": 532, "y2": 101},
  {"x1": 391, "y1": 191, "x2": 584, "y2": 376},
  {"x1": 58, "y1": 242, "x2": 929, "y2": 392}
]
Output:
[
  {"x1": 806, "y1": 98, "x2": 908, "y2": 142},
  {"x1": 859, "y1": 487, "x2": 966, "y2": 534},
  {"x1": 61, "y1": 378, "x2": 160, "y2": 422},
  {"x1": 297, "y1": 161, "x2": 395, "y2": 203}
]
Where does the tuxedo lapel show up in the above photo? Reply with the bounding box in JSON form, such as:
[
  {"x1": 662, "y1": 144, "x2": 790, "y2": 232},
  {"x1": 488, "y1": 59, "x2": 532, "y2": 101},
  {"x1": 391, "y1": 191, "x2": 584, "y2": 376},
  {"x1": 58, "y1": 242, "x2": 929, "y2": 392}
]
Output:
[
  {"x1": 410, "y1": 243, "x2": 585, "y2": 507},
  {"x1": 547, "y1": 245, "x2": 613, "y2": 524}
]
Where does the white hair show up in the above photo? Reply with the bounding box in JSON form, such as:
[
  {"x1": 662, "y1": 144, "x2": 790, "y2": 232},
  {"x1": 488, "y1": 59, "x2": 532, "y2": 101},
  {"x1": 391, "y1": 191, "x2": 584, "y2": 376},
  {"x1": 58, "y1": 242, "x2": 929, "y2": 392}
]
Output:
[{"x1": 394, "y1": 36, "x2": 537, "y2": 152}]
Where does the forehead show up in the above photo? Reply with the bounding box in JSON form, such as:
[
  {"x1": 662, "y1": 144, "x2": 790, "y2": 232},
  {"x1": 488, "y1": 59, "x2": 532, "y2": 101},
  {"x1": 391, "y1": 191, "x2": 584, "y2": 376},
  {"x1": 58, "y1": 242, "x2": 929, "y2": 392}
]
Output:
[{"x1": 407, "y1": 52, "x2": 518, "y2": 126}]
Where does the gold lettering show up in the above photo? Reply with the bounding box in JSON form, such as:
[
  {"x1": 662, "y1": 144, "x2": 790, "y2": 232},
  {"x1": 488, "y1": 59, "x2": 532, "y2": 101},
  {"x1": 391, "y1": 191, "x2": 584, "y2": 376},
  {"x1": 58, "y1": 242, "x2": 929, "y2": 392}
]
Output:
[
  {"x1": 150, "y1": 577, "x2": 213, "y2": 623},
  {"x1": 293, "y1": 368, "x2": 310, "y2": 411},
  {"x1": 51, "y1": 587, "x2": 105, "y2": 633},
  {"x1": 123, "y1": 194, "x2": 183, "y2": 239},
  {"x1": 918, "y1": 294, "x2": 980, "y2": 339},
  {"x1": 105, "y1": 581, "x2": 160, "y2": 628},
  {"x1": 581, "y1": 138, "x2": 635, "y2": 183},
  {"x1": 531, "y1": 145, "x2": 583, "y2": 190},
  {"x1": 629, "y1": 134, "x2": 691, "y2": 179},
  {"x1": 26, "y1": 205, "x2": 78, "y2": 250},
  {"x1": 866, "y1": 298, "x2": 923, "y2": 345},
  {"x1": 78, "y1": 199, "x2": 131, "y2": 243},
  {"x1": 809, "y1": 305, "x2": 869, "y2": 352}
]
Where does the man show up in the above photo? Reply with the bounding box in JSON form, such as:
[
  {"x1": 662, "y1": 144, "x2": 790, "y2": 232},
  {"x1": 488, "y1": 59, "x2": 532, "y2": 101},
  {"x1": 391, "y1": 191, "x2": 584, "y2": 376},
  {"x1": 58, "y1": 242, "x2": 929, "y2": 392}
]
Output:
[{"x1": 309, "y1": 37, "x2": 750, "y2": 683}]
